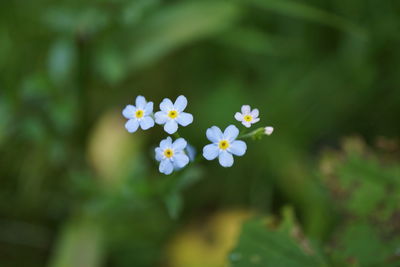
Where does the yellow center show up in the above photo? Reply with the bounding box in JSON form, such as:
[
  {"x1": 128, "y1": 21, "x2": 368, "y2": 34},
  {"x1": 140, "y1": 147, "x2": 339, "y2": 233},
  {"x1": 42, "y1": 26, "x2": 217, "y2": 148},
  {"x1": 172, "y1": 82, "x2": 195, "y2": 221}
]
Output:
[
  {"x1": 244, "y1": 115, "x2": 253, "y2": 122},
  {"x1": 135, "y1": 109, "x2": 144, "y2": 118},
  {"x1": 164, "y1": 148, "x2": 174, "y2": 158},
  {"x1": 218, "y1": 140, "x2": 230, "y2": 150},
  {"x1": 168, "y1": 110, "x2": 178, "y2": 119}
]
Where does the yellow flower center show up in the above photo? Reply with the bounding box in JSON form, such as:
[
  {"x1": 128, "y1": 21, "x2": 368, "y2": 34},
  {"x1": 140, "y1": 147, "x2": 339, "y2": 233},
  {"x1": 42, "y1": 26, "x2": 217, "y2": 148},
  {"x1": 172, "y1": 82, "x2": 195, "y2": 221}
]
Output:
[
  {"x1": 164, "y1": 148, "x2": 174, "y2": 158},
  {"x1": 168, "y1": 110, "x2": 178, "y2": 119},
  {"x1": 135, "y1": 109, "x2": 144, "y2": 118},
  {"x1": 218, "y1": 140, "x2": 230, "y2": 150},
  {"x1": 244, "y1": 115, "x2": 253, "y2": 122}
]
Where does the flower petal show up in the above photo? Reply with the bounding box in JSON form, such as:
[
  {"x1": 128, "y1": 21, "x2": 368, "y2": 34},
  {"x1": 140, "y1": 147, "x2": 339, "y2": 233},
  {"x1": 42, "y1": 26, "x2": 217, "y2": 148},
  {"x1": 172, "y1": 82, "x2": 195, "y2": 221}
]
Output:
[
  {"x1": 144, "y1": 102, "x2": 153, "y2": 115},
  {"x1": 135, "y1": 95, "x2": 146, "y2": 109},
  {"x1": 173, "y1": 153, "x2": 189, "y2": 168},
  {"x1": 241, "y1": 105, "x2": 251, "y2": 114},
  {"x1": 159, "y1": 160, "x2": 173, "y2": 175},
  {"x1": 252, "y1": 118, "x2": 260, "y2": 123},
  {"x1": 177, "y1": 112, "x2": 193, "y2": 126},
  {"x1": 234, "y1": 112, "x2": 243, "y2": 121},
  {"x1": 122, "y1": 105, "x2": 136, "y2": 119},
  {"x1": 206, "y1": 126, "x2": 223, "y2": 143},
  {"x1": 174, "y1": 95, "x2": 187, "y2": 112},
  {"x1": 160, "y1": 98, "x2": 174, "y2": 111},
  {"x1": 139, "y1": 116, "x2": 154, "y2": 130},
  {"x1": 125, "y1": 119, "x2": 139, "y2": 133},
  {"x1": 218, "y1": 150, "x2": 234, "y2": 167},
  {"x1": 203, "y1": 144, "x2": 219, "y2": 160},
  {"x1": 155, "y1": 111, "x2": 168, "y2": 124},
  {"x1": 172, "y1": 138, "x2": 187, "y2": 151},
  {"x1": 160, "y1": 136, "x2": 172, "y2": 149},
  {"x1": 251, "y1": 108, "x2": 259, "y2": 118},
  {"x1": 242, "y1": 121, "x2": 251, "y2": 128},
  {"x1": 186, "y1": 144, "x2": 196, "y2": 162},
  {"x1": 155, "y1": 147, "x2": 164, "y2": 161},
  {"x1": 164, "y1": 120, "x2": 178, "y2": 134},
  {"x1": 229, "y1": 140, "x2": 247, "y2": 156},
  {"x1": 224, "y1": 125, "x2": 239, "y2": 141}
]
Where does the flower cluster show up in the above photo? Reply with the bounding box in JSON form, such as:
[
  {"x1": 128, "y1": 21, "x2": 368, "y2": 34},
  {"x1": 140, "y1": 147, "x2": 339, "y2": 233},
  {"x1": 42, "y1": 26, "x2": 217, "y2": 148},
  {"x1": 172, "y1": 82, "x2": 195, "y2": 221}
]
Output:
[{"x1": 123, "y1": 96, "x2": 273, "y2": 175}]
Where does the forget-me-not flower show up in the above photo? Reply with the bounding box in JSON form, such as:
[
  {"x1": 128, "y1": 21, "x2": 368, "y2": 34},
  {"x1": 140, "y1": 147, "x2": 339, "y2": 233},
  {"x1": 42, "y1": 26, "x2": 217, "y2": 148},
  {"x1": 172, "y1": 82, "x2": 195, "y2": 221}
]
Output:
[
  {"x1": 123, "y1": 95, "x2": 154, "y2": 133},
  {"x1": 264, "y1": 126, "x2": 274, "y2": 135},
  {"x1": 155, "y1": 136, "x2": 190, "y2": 175},
  {"x1": 234, "y1": 105, "x2": 260, "y2": 128},
  {"x1": 155, "y1": 95, "x2": 193, "y2": 134},
  {"x1": 203, "y1": 125, "x2": 247, "y2": 167}
]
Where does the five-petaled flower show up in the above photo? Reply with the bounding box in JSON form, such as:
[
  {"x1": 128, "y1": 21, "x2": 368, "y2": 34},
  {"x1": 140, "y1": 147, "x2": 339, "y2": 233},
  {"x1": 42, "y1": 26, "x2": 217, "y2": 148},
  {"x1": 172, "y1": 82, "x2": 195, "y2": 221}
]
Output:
[
  {"x1": 123, "y1": 95, "x2": 155, "y2": 133},
  {"x1": 203, "y1": 125, "x2": 247, "y2": 167},
  {"x1": 155, "y1": 95, "x2": 193, "y2": 134},
  {"x1": 235, "y1": 105, "x2": 260, "y2": 128},
  {"x1": 155, "y1": 137, "x2": 190, "y2": 175}
]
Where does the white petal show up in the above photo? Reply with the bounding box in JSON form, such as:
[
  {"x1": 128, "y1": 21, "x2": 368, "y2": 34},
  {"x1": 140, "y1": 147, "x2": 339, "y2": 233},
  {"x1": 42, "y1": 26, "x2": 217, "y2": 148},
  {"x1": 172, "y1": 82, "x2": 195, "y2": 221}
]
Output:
[
  {"x1": 159, "y1": 160, "x2": 173, "y2": 175},
  {"x1": 251, "y1": 108, "x2": 259, "y2": 118},
  {"x1": 155, "y1": 111, "x2": 167, "y2": 124},
  {"x1": 139, "y1": 116, "x2": 154, "y2": 130},
  {"x1": 218, "y1": 151, "x2": 234, "y2": 167},
  {"x1": 172, "y1": 138, "x2": 187, "y2": 151},
  {"x1": 160, "y1": 136, "x2": 172, "y2": 150},
  {"x1": 177, "y1": 112, "x2": 193, "y2": 126},
  {"x1": 135, "y1": 95, "x2": 146, "y2": 109},
  {"x1": 122, "y1": 105, "x2": 136, "y2": 119},
  {"x1": 206, "y1": 126, "x2": 223, "y2": 143},
  {"x1": 203, "y1": 144, "x2": 219, "y2": 160},
  {"x1": 155, "y1": 147, "x2": 164, "y2": 161},
  {"x1": 144, "y1": 102, "x2": 153, "y2": 115},
  {"x1": 186, "y1": 145, "x2": 196, "y2": 162},
  {"x1": 229, "y1": 140, "x2": 247, "y2": 156},
  {"x1": 223, "y1": 125, "x2": 239, "y2": 141},
  {"x1": 164, "y1": 120, "x2": 178, "y2": 134},
  {"x1": 174, "y1": 95, "x2": 187, "y2": 112},
  {"x1": 252, "y1": 118, "x2": 260, "y2": 124},
  {"x1": 242, "y1": 121, "x2": 251, "y2": 128},
  {"x1": 265, "y1": 126, "x2": 274, "y2": 135},
  {"x1": 234, "y1": 112, "x2": 243, "y2": 122},
  {"x1": 173, "y1": 153, "x2": 189, "y2": 168},
  {"x1": 125, "y1": 119, "x2": 139, "y2": 133},
  {"x1": 241, "y1": 105, "x2": 251, "y2": 114},
  {"x1": 160, "y1": 98, "x2": 174, "y2": 111}
]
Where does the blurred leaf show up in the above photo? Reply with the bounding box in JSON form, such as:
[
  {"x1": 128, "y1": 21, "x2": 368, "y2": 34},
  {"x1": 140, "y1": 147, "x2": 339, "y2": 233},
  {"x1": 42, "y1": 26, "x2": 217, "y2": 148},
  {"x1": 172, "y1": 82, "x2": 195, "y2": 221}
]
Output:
[
  {"x1": 230, "y1": 207, "x2": 327, "y2": 267},
  {"x1": 129, "y1": 1, "x2": 241, "y2": 70},
  {"x1": 165, "y1": 193, "x2": 183, "y2": 220},
  {"x1": 243, "y1": 0, "x2": 366, "y2": 38},
  {"x1": 48, "y1": 38, "x2": 77, "y2": 85}
]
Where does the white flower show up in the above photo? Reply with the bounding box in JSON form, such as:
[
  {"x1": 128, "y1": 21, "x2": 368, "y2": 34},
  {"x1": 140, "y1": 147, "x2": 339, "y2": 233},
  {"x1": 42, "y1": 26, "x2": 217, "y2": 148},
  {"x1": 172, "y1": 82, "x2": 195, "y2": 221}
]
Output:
[
  {"x1": 203, "y1": 125, "x2": 247, "y2": 167},
  {"x1": 264, "y1": 126, "x2": 274, "y2": 135},
  {"x1": 155, "y1": 137, "x2": 190, "y2": 175},
  {"x1": 234, "y1": 105, "x2": 260, "y2": 128},
  {"x1": 155, "y1": 95, "x2": 193, "y2": 134},
  {"x1": 122, "y1": 95, "x2": 155, "y2": 133}
]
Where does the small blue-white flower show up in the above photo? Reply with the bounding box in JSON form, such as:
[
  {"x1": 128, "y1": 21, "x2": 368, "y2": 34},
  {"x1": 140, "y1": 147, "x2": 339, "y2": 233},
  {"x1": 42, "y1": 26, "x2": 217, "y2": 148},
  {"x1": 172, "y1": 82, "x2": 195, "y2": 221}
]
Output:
[
  {"x1": 123, "y1": 95, "x2": 155, "y2": 133},
  {"x1": 155, "y1": 95, "x2": 193, "y2": 134},
  {"x1": 235, "y1": 105, "x2": 260, "y2": 128},
  {"x1": 203, "y1": 125, "x2": 247, "y2": 167},
  {"x1": 155, "y1": 137, "x2": 190, "y2": 175}
]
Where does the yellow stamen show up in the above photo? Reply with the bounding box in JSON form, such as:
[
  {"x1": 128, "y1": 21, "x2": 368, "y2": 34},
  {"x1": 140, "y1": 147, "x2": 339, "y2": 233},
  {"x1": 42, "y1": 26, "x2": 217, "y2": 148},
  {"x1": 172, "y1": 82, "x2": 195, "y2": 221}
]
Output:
[
  {"x1": 244, "y1": 115, "x2": 253, "y2": 122},
  {"x1": 218, "y1": 140, "x2": 230, "y2": 150},
  {"x1": 135, "y1": 109, "x2": 144, "y2": 118},
  {"x1": 168, "y1": 110, "x2": 178, "y2": 119},
  {"x1": 164, "y1": 148, "x2": 174, "y2": 158}
]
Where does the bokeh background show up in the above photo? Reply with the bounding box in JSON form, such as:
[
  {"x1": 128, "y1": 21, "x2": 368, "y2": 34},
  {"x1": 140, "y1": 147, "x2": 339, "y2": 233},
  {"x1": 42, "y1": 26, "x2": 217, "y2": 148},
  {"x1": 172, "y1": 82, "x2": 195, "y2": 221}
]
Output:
[{"x1": 1, "y1": 0, "x2": 400, "y2": 266}]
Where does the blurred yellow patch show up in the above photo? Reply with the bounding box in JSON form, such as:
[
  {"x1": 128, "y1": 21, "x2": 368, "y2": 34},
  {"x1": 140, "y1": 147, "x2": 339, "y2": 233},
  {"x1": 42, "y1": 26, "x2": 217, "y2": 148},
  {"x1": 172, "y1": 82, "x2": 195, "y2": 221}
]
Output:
[{"x1": 166, "y1": 209, "x2": 253, "y2": 267}]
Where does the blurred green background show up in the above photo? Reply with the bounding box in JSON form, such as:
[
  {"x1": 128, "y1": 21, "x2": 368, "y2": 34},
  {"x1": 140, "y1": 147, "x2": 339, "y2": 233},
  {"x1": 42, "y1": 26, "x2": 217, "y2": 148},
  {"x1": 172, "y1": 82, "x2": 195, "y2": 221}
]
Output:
[{"x1": 1, "y1": 0, "x2": 400, "y2": 266}]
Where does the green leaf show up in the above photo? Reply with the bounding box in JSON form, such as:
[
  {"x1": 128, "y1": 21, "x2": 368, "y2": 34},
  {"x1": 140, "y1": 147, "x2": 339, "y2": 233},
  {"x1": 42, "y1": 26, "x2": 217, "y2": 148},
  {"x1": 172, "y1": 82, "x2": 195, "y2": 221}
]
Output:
[
  {"x1": 128, "y1": 1, "x2": 241, "y2": 70},
  {"x1": 230, "y1": 208, "x2": 327, "y2": 267},
  {"x1": 241, "y1": 0, "x2": 366, "y2": 38}
]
